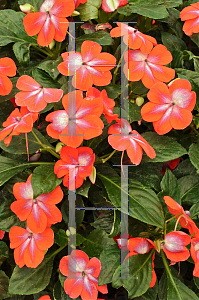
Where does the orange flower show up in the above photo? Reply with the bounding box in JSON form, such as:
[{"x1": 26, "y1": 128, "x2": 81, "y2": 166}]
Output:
[
  {"x1": 86, "y1": 87, "x2": 119, "y2": 123},
  {"x1": 46, "y1": 90, "x2": 104, "y2": 148},
  {"x1": 0, "y1": 57, "x2": 16, "y2": 95},
  {"x1": 74, "y1": 0, "x2": 87, "y2": 8},
  {"x1": 15, "y1": 75, "x2": 63, "y2": 112},
  {"x1": 180, "y1": 2, "x2": 199, "y2": 36},
  {"x1": 163, "y1": 196, "x2": 199, "y2": 237},
  {"x1": 108, "y1": 118, "x2": 156, "y2": 165},
  {"x1": 0, "y1": 230, "x2": 5, "y2": 240},
  {"x1": 101, "y1": 0, "x2": 128, "y2": 13},
  {"x1": 9, "y1": 226, "x2": 54, "y2": 268},
  {"x1": 110, "y1": 23, "x2": 157, "y2": 54},
  {"x1": 0, "y1": 107, "x2": 38, "y2": 146},
  {"x1": 124, "y1": 45, "x2": 175, "y2": 89},
  {"x1": 23, "y1": 0, "x2": 75, "y2": 46},
  {"x1": 38, "y1": 296, "x2": 51, "y2": 300},
  {"x1": 11, "y1": 175, "x2": 63, "y2": 234},
  {"x1": 58, "y1": 40, "x2": 116, "y2": 90},
  {"x1": 191, "y1": 238, "x2": 199, "y2": 277},
  {"x1": 59, "y1": 250, "x2": 108, "y2": 300},
  {"x1": 54, "y1": 146, "x2": 95, "y2": 190},
  {"x1": 141, "y1": 79, "x2": 196, "y2": 135},
  {"x1": 163, "y1": 231, "x2": 191, "y2": 263}
]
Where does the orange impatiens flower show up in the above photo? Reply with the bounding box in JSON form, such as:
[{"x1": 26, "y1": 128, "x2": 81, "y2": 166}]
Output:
[
  {"x1": 163, "y1": 231, "x2": 191, "y2": 263},
  {"x1": 0, "y1": 107, "x2": 38, "y2": 146},
  {"x1": 110, "y1": 23, "x2": 157, "y2": 54},
  {"x1": 191, "y1": 238, "x2": 199, "y2": 277},
  {"x1": 108, "y1": 118, "x2": 156, "y2": 165},
  {"x1": 0, "y1": 230, "x2": 5, "y2": 240},
  {"x1": 23, "y1": 0, "x2": 75, "y2": 46},
  {"x1": 101, "y1": 0, "x2": 128, "y2": 13},
  {"x1": 127, "y1": 238, "x2": 156, "y2": 288},
  {"x1": 180, "y1": 2, "x2": 199, "y2": 36},
  {"x1": 59, "y1": 250, "x2": 108, "y2": 300},
  {"x1": 46, "y1": 90, "x2": 104, "y2": 148},
  {"x1": 86, "y1": 87, "x2": 119, "y2": 123},
  {"x1": 124, "y1": 45, "x2": 175, "y2": 89},
  {"x1": 0, "y1": 57, "x2": 16, "y2": 95},
  {"x1": 15, "y1": 75, "x2": 63, "y2": 112},
  {"x1": 58, "y1": 40, "x2": 116, "y2": 90},
  {"x1": 38, "y1": 296, "x2": 51, "y2": 300},
  {"x1": 74, "y1": 0, "x2": 87, "y2": 8},
  {"x1": 163, "y1": 195, "x2": 199, "y2": 237},
  {"x1": 141, "y1": 79, "x2": 196, "y2": 135},
  {"x1": 54, "y1": 146, "x2": 95, "y2": 190},
  {"x1": 9, "y1": 226, "x2": 54, "y2": 268},
  {"x1": 11, "y1": 175, "x2": 63, "y2": 234}
]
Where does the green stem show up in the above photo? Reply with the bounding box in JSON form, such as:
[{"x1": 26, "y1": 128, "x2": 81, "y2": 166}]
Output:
[
  {"x1": 31, "y1": 44, "x2": 53, "y2": 57},
  {"x1": 161, "y1": 249, "x2": 179, "y2": 290},
  {"x1": 108, "y1": 10, "x2": 118, "y2": 21},
  {"x1": 50, "y1": 244, "x2": 67, "y2": 259},
  {"x1": 31, "y1": 130, "x2": 60, "y2": 159},
  {"x1": 190, "y1": 123, "x2": 199, "y2": 136},
  {"x1": 101, "y1": 149, "x2": 117, "y2": 163},
  {"x1": 190, "y1": 212, "x2": 199, "y2": 219},
  {"x1": 112, "y1": 45, "x2": 128, "y2": 85}
]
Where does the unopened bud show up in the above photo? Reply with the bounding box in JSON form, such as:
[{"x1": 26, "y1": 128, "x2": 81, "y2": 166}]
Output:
[
  {"x1": 72, "y1": 10, "x2": 80, "y2": 16},
  {"x1": 48, "y1": 40, "x2": 55, "y2": 50},
  {"x1": 19, "y1": 3, "x2": 34, "y2": 13},
  {"x1": 136, "y1": 96, "x2": 144, "y2": 106},
  {"x1": 185, "y1": 210, "x2": 191, "y2": 216},
  {"x1": 29, "y1": 153, "x2": 41, "y2": 162},
  {"x1": 56, "y1": 142, "x2": 64, "y2": 153},
  {"x1": 89, "y1": 166, "x2": 96, "y2": 184}
]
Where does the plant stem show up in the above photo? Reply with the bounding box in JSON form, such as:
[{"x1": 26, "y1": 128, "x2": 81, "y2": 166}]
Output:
[
  {"x1": 108, "y1": 10, "x2": 118, "y2": 21},
  {"x1": 190, "y1": 123, "x2": 199, "y2": 135},
  {"x1": 101, "y1": 149, "x2": 117, "y2": 163},
  {"x1": 50, "y1": 244, "x2": 67, "y2": 259},
  {"x1": 112, "y1": 45, "x2": 128, "y2": 85},
  {"x1": 31, "y1": 44, "x2": 53, "y2": 57},
  {"x1": 31, "y1": 130, "x2": 60, "y2": 159}
]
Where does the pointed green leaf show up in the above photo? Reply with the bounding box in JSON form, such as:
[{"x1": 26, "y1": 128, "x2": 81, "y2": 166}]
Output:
[
  {"x1": 160, "y1": 169, "x2": 181, "y2": 204},
  {"x1": 8, "y1": 255, "x2": 54, "y2": 295},
  {"x1": 98, "y1": 174, "x2": 164, "y2": 228}
]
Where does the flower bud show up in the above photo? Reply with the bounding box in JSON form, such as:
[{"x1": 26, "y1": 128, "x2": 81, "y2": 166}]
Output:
[
  {"x1": 19, "y1": 3, "x2": 34, "y2": 14},
  {"x1": 48, "y1": 40, "x2": 55, "y2": 50},
  {"x1": 72, "y1": 10, "x2": 80, "y2": 16},
  {"x1": 136, "y1": 96, "x2": 144, "y2": 106},
  {"x1": 29, "y1": 153, "x2": 41, "y2": 162},
  {"x1": 56, "y1": 142, "x2": 64, "y2": 153},
  {"x1": 89, "y1": 166, "x2": 96, "y2": 184}
]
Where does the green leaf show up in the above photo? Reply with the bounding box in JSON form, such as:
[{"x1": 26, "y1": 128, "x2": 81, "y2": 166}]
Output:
[
  {"x1": 98, "y1": 244, "x2": 120, "y2": 285},
  {"x1": 37, "y1": 57, "x2": 63, "y2": 80},
  {"x1": 129, "y1": 103, "x2": 142, "y2": 122},
  {"x1": 0, "y1": 271, "x2": 9, "y2": 299},
  {"x1": 13, "y1": 42, "x2": 30, "y2": 67},
  {"x1": 161, "y1": 0, "x2": 182, "y2": 7},
  {"x1": 8, "y1": 255, "x2": 54, "y2": 295},
  {"x1": 161, "y1": 32, "x2": 186, "y2": 52},
  {"x1": 141, "y1": 132, "x2": 187, "y2": 162},
  {"x1": 32, "y1": 68, "x2": 61, "y2": 88},
  {"x1": 0, "y1": 241, "x2": 9, "y2": 267},
  {"x1": 76, "y1": 0, "x2": 102, "y2": 21},
  {"x1": 0, "y1": 156, "x2": 33, "y2": 186},
  {"x1": 0, "y1": 10, "x2": 36, "y2": 46},
  {"x1": 54, "y1": 229, "x2": 67, "y2": 247},
  {"x1": 129, "y1": 81, "x2": 148, "y2": 95},
  {"x1": 101, "y1": 84, "x2": 121, "y2": 99},
  {"x1": 98, "y1": 174, "x2": 164, "y2": 228},
  {"x1": 160, "y1": 169, "x2": 181, "y2": 204},
  {"x1": 189, "y1": 142, "x2": 199, "y2": 171},
  {"x1": 76, "y1": 180, "x2": 91, "y2": 198},
  {"x1": 141, "y1": 281, "x2": 158, "y2": 300},
  {"x1": 173, "y1": 158, "x2": 197, "y2": 179},
  {"x1": 178, "y1": 175, "x2": 199, "y2": 205},
  {"x1": 31, "y1": 165, "x2": 62, "y2": 198},
  {"x1": 0, "y1": 195, "x2": 25, "y2": 231},
  {"x1": 166, "y1": 266, "x2": 199, "y2": 299},
  {"x1": 118, "y1": 2, "x2": 169, "y2": 19},
  {"x1": 190, "y1": 202, "x2": 199, "y2": 219},
  {"x1": 61, "y1": 194, "x2": 85, "y2": 227},
  {"x1": 53, "y1": 280, "x2": 70, "y2": 300},
  {"x1": 128, "y1": 163, "x2": 163, "y2": 192},
  {"x1": 112, "y1": 251, "x2": 153, "y2": 298},
  {"x1": 0, "y1": 128, "x2": 52, "y2": 154},
  {"x1": 82, "y1": 229, "x2": 115, "y2": 258},
  {"x1": 76, "y1": 31, "x2": 113, "y2": 48},
  {"x1": 91, "y1": 212, "x2": 114, "y2": 233}
]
